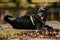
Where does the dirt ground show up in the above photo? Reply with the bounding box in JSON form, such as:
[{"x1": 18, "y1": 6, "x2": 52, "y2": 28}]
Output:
[
  {"x1": 0, "y1": 21, "x2": 60, "y2": 40},
  {"x1": 46, "y1": 21, "x2": 60, "y2": 29}
]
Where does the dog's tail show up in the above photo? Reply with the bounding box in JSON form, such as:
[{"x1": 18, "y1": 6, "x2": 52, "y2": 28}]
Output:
[{"x1": 4, "y1": 15, "x2": 13, "y2": 24}]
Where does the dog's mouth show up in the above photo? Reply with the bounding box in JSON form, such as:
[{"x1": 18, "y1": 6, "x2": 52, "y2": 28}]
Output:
[{"x1": 37, "y1": 13, "x2": 44, "y2": 20}]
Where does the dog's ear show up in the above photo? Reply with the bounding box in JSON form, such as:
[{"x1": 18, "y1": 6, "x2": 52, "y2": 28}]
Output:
[
  {"x1": 33, "y1": 7, "x2": 45, "y2": 14},
  {"x1": 33, "y1": 6, "x2": 40, "y2": 14}
]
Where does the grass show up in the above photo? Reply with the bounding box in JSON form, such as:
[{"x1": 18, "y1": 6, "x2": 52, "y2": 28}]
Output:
[
  {"x1": 0, "y1": 31, "x2": 6, "y2": 37},
  {"x1": 0, "y1": 30, "x2": 22, "y2": 38}
]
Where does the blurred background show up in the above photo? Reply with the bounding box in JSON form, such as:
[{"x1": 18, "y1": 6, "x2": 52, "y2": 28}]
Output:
[{"x1": 0, "y1": 0, "x2": 60, "y2": 24}]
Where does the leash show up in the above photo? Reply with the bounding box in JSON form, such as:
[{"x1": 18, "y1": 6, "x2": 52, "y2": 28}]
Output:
[
  {"x1": 30, "y1": 15, "x2": 35, "y2": 26},
  {"x1": 30, "y1": 15, "x2": 45, "y2": 31},
  {"x1": 30, "y1": 15, "x2": 38, "y2": 32}
]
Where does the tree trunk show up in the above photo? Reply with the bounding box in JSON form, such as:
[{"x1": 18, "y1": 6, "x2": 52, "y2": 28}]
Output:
[
  {"x1": 51, "y1": 12, "x2": 54, "y2": 21},
  {"x1": 0, "y1": 10, "x2": 10, "y2": 24},
  {"x1": 1, "y1": 13, "x2": 5, "y2": 24}
]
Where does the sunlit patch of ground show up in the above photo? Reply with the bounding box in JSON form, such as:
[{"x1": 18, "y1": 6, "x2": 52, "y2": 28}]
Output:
[{"x1": 46, "y1": 21, "x2": 60, "y2": 29}]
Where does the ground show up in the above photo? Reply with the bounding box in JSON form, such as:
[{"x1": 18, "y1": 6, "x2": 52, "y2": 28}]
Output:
[
  {"x1": 0, "y1": 21, "x2": 60, "y2": 40},
  {"x1": 46, "y1": 21, "x2": 60, "y2": 29}
]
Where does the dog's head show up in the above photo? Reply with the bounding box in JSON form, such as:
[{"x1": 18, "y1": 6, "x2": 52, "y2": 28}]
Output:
[{"x1": 34, "y1": 7, "x2": 45, "y2": 15}]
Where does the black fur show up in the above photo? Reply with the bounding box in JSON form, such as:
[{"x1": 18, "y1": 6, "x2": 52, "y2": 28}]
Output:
[
  {"x1": 4, "y1": 15, "x2": 53, "y2": 30},
  {"x1": 4, "y1": 15, "x2": 43, "y2": 29},
  {"x1": 4, "y1": 7, "x2": 53, "y2": 30}
]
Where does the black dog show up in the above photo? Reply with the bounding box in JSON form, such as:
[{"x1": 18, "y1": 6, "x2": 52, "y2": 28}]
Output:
[
  {"x1": 4, "y1": 7, "x2": 53, "y2": 30},
  {"x1": 4, "y1": 15, "x2": 44, "y2": 29},
  {"x1": 4, "y1": 15, "x2": 53, "y2": 30}
]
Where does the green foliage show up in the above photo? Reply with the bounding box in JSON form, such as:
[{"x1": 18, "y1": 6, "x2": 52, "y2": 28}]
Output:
[
  {"x1": 0, "y1": 31, "x2": 6, "y2": 37},
  {"x1": 0, "y1": 30, "x2": 22, "y2": 38}
]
